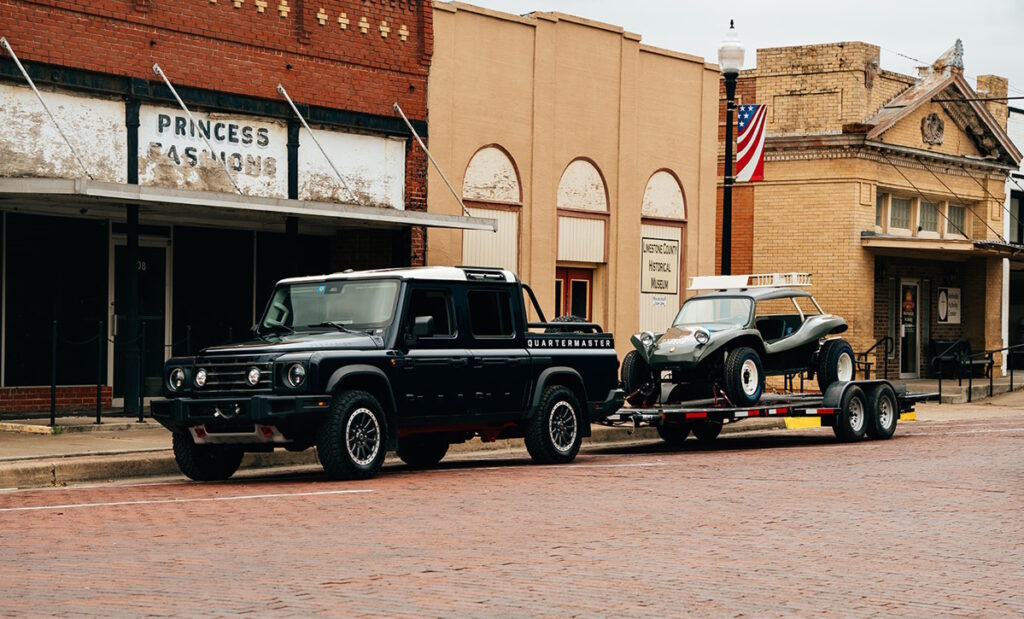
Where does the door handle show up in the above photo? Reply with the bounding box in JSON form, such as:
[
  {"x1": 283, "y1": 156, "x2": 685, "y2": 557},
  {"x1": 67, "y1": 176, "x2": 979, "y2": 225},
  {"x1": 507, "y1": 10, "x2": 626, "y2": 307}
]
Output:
[{"x1": 450, "y1": 358, "x2": 469, "y2": 368}]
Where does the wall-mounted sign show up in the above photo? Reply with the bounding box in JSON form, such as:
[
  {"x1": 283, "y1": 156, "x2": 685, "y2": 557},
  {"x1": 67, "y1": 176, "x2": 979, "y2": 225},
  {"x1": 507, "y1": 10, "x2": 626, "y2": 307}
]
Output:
[
  {"x1": 0, "y1": 83, "x2": 127, "y2": 183},
  {"x1": 640, "y1": 237, "x2": 680, "y2": 294},
  {"x1": 138, "y1": 104, "x2": 288, "y2": 197},
  {"x1": 299, "y1": 129, "x2": 406, "y2": 209},
  {"x1": 937, "y1": 287, "x2": 961, "y2": 324}
]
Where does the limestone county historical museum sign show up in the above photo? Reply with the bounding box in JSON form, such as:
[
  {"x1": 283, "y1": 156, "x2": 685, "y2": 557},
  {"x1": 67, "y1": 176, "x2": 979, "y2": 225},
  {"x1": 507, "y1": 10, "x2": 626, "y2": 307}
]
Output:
[
  {"x1": 640, "y1": 237, "x2": 680, "y2": 295},
  {"x1": 138, "y1": 104, "x2": 288, "y2": 197}
]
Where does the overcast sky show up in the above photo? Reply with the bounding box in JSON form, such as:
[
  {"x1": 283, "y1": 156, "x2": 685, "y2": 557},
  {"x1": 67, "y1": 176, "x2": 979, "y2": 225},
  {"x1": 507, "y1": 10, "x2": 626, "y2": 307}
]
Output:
[{"x1": 460, "y1": 0, "x2": 1024, "y2": 95}]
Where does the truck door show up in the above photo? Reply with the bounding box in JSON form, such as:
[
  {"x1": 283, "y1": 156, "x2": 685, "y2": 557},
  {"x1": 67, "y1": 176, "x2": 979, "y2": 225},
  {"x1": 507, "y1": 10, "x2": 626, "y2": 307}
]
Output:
[
  {"x1": 395, "y1": 286, "x2": 471, "y2": 418},
  {"x1": 465, "y1": 286, "x2": 531, "y2": 416}
]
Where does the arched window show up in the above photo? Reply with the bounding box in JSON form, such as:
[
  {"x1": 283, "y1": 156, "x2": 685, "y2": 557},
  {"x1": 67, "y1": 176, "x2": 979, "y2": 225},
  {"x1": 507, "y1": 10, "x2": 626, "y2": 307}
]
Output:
[
  {"x1": 461, "y1": 146, "x2": 521, "y2": 272},
  {"x1": 556, "y1": 159, "x2": 608, "y2": 212},
  {"x1": 639, "y1": 170, "x2": 686, "y2": 332}
]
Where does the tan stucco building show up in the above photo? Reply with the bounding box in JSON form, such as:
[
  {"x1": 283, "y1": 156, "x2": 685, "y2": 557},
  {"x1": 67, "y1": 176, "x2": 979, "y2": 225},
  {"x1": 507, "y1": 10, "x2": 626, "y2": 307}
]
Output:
[
  {"x1": 425, "y1": 2, "x2": 720, "y2": 355},
  {"x1": 720, "y1": 41, "x2": 1022, "y2": 378}
]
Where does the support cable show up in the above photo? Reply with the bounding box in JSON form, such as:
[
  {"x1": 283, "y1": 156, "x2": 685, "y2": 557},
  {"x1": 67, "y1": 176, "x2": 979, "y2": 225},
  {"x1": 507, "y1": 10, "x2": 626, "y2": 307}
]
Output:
[{"x1": 876, "y1": 150, "x2": 967, "y2": 237}]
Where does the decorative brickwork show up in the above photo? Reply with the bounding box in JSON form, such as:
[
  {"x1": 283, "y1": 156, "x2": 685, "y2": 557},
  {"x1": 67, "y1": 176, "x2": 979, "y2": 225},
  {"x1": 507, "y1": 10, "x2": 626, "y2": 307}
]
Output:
[{"x1": 0, "y1": 386, "x2": 113, "y2": 414}]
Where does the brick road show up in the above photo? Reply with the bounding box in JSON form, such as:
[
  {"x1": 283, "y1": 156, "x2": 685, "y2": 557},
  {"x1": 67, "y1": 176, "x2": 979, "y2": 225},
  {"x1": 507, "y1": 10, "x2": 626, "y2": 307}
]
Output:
[{"x1": 1, "y1": 416, "x2": 1022, "y2": 617}]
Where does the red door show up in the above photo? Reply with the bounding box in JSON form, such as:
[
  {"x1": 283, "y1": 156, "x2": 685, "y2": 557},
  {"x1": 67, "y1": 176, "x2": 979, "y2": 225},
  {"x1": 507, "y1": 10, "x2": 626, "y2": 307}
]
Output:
[{"x1": 554, "y1": 267, "x2": 592, "y2": 321}]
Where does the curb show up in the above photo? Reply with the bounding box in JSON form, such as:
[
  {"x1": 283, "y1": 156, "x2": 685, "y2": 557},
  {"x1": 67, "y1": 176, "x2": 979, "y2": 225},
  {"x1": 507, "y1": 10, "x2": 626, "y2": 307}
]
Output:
[{"x1": 0, "y1": 418, "x2": 789, "y2": 490}]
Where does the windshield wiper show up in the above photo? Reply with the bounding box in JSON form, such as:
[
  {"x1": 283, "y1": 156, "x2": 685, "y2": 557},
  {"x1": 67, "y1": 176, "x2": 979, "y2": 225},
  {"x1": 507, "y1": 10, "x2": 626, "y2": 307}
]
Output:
[{"x1": 313, "y1": 321, "x2": 356, "y2": 334}]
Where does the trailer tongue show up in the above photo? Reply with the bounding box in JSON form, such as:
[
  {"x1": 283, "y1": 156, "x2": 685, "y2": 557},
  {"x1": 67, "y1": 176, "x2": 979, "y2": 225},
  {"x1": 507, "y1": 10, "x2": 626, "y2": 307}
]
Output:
[{"x1": 603, "y1": 380, "x2": 937, "y2": 443}]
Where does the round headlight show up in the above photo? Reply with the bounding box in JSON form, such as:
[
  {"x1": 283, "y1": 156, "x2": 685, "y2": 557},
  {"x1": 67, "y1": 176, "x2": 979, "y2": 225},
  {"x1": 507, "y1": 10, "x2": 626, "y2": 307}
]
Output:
[
  {"x1": 285, "y1": 363, "x2": 306, "y2": 388},
  {"x1": 194, "y1": 368, "x2": 208, "y2": 388},
  {"x1": 246, "y1": 367, "x2": 261, "y2": 386},
  {"x1": 694, "y1": 328, "x2": 711, "y2": 345},
  {"x1": 639, "y1": 331, "x2": 656, "y2": 348},
  {"x1": 168, "y1": 368, "x2": 185, "y2": 392}
]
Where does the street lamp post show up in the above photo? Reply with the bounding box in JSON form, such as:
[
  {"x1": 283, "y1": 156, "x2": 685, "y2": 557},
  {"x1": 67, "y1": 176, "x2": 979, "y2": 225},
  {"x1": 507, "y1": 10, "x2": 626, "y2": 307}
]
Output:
[{"x1": 718, "y1": 20, "x2": 744, "y2": 276}]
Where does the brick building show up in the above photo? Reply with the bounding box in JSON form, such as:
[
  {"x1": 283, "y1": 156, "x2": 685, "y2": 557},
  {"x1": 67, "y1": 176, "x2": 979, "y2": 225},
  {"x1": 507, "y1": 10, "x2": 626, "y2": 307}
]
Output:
[
  {"x1": 717, "y1": 41, "x2": 1022, "y2": 379},
  {"x1": 0, "y1": 0, "x2": 489, "y2": 415},
  {"x1": 1003, "y1": 105, "x2": 1024, "y2": 367}
]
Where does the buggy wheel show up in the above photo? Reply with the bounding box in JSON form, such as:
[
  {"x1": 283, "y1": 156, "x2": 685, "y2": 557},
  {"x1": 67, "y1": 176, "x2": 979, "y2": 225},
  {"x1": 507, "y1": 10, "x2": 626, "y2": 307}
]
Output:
[
  {"x1": 817, "y1": 339, "x2": 855, "y2": 392},
  {"x1": 832, "y1": 385, "x2": 868, "y2": 442},
  {"x1": 621, "y1": 350, "x2": 657, "y2": 407},
  {"x1": 866, "y1": 385, "x2": 899, "y2": 440},
  {"x1": 724, "y1": 347, "x2": 764, "y2": 407}
]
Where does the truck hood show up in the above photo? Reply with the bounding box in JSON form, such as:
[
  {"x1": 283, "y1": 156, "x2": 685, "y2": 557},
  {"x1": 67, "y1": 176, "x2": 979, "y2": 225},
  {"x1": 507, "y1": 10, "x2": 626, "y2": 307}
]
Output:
[{"x1": 200, "y1": 330, "x2": 383, "y2": 356}]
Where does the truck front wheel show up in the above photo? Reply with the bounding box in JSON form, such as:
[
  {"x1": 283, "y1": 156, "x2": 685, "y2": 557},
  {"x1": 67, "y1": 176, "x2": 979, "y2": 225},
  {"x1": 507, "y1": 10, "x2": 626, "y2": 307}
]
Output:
[
  {"x1": 316, "y1": 390, "x2": 387, "y2": 480},
  {"x1": 172, "y1": 430, "x2": 243, "y2": 481},
  {"x1": 525, "y1": 386, "x2": 583, "y2": 464}
]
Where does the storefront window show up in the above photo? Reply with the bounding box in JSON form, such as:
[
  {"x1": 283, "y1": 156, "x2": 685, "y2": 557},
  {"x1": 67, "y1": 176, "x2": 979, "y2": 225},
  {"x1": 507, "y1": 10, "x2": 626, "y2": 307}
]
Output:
[
  {"x1": 920, "y1": 201, "x2": 938, "y2": 233},
  {"x1": 1011, "y1": 192, "x2": 1022, "y2": 245},
  {"x1": 890, "y1": 197, "x2": 911, "y2": 230},
  {"x1": 947, "y1": 204, "x2": 966, "y2": 236}
]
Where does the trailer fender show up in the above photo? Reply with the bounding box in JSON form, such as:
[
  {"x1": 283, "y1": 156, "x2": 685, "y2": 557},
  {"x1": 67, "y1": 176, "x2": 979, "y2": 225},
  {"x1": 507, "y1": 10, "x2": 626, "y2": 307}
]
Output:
[{"x1": 821, "y1": 379, "x2": 895, "y2": 409}]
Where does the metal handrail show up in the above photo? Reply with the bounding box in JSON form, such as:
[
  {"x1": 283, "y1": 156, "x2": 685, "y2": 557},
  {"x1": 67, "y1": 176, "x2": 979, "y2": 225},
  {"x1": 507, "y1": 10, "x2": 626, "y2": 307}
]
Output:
[{"x1": 856, "y1": 335, "x2": 893, "y2": 379}]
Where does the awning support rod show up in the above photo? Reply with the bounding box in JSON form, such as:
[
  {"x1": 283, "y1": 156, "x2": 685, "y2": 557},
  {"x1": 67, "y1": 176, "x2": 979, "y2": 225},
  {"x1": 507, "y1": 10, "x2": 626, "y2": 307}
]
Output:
[
  {"x1": 152, "y1": 63, "x2": 242, "y2": 195},
  {"x1": 277, "y1": 83, "x2": 358, "y2": 205},
  {"x1": 0, "y1": 37, "x2": 93, "y2": 180},
  {"x1": 393, "y1": 102, "x2": 476, "y2": 222}
]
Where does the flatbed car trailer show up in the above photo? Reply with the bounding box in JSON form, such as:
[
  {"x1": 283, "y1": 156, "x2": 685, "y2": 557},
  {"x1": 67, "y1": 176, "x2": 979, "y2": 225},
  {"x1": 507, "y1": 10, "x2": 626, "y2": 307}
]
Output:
[{"x1": 603, "y1": 380, "x2": 937, "y2": 444}]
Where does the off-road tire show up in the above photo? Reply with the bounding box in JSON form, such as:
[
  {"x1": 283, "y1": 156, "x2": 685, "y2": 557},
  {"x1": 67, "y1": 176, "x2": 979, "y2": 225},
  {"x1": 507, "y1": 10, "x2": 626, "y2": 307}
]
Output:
[
  {"x1": 866, "y1": 384, "x2": 899, "y2": 440},
  {"x1": 832, "y1": 385, "x2": 868, "y2": 442},
  {"x1": 723, "y1": 347, "x2": 765, "y2": 407},
  {"x1": 525, "y1": 385, "x2": 583, "y2": 464},
  {"x1": 316, "y1": 390, "x2": 387, "y2": 480},
  {"x1": 171, "y1": 429, "x2": 244, "y2": 481},
  {"x1": 622, "y1": 350, "x2": 656, "y2": 407},
  {"x1": 544, "y1": 314, "x2": 588, "y2": 334},
  {"x1": 692, "y1": 420, "x2": 723, "y2": 443},
  {"x1": 656, "y1": 423, "x2": 691, "y2": 447},
  {"x1": 817, "y1": 339, "x2": 855, "y2": 392},
  {"x1": 397, "y1": 435, "x2": 450, "y2": 468}
]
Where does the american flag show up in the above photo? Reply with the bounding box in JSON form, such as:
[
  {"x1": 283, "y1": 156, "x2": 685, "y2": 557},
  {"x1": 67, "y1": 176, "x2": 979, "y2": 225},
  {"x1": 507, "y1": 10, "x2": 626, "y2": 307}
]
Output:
[{"x1": 735, "y1": 103, "x2": 767, "y2": 182}]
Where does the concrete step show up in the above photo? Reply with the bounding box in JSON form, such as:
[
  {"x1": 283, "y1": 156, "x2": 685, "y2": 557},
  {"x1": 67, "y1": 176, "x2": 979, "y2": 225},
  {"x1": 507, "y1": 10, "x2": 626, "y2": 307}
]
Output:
[{"x1": 937, "y1": 380, "x2": 1024, "y2": 404}]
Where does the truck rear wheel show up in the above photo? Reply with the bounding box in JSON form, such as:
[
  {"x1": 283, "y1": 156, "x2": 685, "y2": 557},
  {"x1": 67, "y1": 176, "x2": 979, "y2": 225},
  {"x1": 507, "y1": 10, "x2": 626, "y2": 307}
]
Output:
[
  {"x1": 832, "y1": 385, "x2": 868, "y2": 442},
  {"x1": 397, "y1": 435, "x2": 450, "y2": 468},
  {"x1": 316, "y1": 390, "x2": 387, "y2": 480},
  {"x1": 866, "y1": 385, "x2": 899, "y2": 440},
  {"x1": 656, "y1": 423, "x2": 691, "y2": 447},
  {"x1": 724, "y1": 347, "x2": 764, "y2": 407},
  {"x1": 172, "y1": 430, "x2": 243, "y2": 482},
  {"x1": 525, "y1": 385, "x2": 583, "y2": 464}
]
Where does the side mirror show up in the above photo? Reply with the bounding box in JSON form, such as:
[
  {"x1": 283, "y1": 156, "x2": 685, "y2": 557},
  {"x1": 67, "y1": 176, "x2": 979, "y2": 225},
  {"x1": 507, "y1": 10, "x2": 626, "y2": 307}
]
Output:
[
  {"x1": 413, "y1": 315, "x2": 435, "y2": 338},
  {"x1": 249, "y1": 323, "x2": 259, "y2": 337}
]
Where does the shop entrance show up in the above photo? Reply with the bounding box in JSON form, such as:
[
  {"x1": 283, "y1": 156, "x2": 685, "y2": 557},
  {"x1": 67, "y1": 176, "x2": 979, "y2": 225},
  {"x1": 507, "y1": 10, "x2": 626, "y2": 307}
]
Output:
[
  {"x1": 554, "y1": 267, "x2": 592, "y2": 321},
  {"x1": 900, "y1": 279, "x2": 920, "y2": 378},
  {"x1": 110, "y1": 239, "x2": 170, "y2": 398}
]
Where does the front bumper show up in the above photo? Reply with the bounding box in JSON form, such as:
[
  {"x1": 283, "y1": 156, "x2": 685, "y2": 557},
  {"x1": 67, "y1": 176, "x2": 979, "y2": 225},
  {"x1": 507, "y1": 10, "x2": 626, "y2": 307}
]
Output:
[{"x1": 151, "y1": 394, "x2": 332, "y2": 428}]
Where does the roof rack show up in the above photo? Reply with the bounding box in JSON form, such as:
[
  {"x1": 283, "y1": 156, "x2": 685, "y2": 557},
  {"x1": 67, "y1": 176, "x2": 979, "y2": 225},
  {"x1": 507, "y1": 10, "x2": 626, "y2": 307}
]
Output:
[{"x1": 688, "y1": 272, "x2": 812, "y2": 291}]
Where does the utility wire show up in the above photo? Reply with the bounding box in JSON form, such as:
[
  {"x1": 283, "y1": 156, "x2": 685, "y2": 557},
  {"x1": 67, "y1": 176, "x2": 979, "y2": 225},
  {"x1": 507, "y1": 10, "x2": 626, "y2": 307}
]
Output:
[
  {"x1": 876, "y1": 150, "x2": 967, "y2": 237},
  {"x1": 956, "y1": 164, "x2": 1024, "y2": 233},
  {"x1": 917, "y1": 159, "x2": 1007, "y2": 243}
]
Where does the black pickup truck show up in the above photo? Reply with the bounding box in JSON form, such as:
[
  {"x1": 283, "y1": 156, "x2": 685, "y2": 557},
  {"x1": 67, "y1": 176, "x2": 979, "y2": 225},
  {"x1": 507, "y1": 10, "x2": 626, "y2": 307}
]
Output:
[{"x1": 152, "y1": 266, "x2": 623, "y2": 481}]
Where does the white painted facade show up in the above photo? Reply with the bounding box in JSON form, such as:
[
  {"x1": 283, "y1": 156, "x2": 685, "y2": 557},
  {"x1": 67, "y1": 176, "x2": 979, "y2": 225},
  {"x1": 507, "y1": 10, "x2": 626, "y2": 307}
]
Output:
[
  {"x1": 556, "y1": 159, "x2": 607, "y2": 212},
  {"x1": 299, "y1": 129, "x2": 406, "y2": 209},
  {"x1": 557, "y1": 217, "x2": 605, "y2": 263},
  {"x1": 0, "y1": 83, "x2": 127, "y2": 183}
]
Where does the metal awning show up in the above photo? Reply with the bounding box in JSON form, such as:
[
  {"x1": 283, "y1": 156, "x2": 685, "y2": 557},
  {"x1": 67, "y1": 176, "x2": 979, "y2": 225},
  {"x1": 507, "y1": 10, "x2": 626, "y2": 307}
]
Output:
[
  {"x1": 0, "y1": 177, "x2": 497, "y2": 232},
  {"x1": 861, "y1": 232, "x2": 1024, "y2": 263}
]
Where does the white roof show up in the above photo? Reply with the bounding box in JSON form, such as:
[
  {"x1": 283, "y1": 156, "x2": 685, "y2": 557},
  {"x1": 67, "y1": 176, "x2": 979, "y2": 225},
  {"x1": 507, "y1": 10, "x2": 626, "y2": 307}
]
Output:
[
  {"x1": 277, "y1": 266, "x2": 518, "y2": 285},
  {"x1": 689, "y1": 273, "x2": 812, "y2": 291}
]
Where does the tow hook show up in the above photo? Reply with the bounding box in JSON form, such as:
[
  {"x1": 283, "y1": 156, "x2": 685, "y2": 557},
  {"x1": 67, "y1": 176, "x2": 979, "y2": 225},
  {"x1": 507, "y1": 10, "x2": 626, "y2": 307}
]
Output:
[{"x1": 213, "y1": 403, "x2": 241, "y2": 420}]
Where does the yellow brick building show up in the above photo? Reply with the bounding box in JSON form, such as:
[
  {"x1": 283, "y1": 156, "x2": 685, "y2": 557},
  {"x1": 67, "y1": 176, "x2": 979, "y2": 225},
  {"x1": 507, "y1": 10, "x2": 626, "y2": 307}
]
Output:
[{"x1": 733, "y1": 41, "x2": 1021, "y2": 378}]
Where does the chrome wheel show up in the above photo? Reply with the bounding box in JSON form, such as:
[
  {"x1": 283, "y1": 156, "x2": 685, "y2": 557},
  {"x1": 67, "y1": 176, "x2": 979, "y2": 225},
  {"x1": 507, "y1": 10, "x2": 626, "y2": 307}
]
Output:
[
  {"x1": 548, "y1": 401, "x2": 578, "y2": 452},
  {"x1": 877, "y1": 395, "x2": 894, "y2": 429},
  {"x1": 848, "y1": 396, "x2": 865, "y2": 433},
  {"x1": 837, "y1": 352, "x2": 854, "y2": 382},
  {"x1": 345, "y1": 407, "x2": 381, "y2": 466},
  {"x1": 741, "y1": 359, "x2": 760, "y2": 397}
]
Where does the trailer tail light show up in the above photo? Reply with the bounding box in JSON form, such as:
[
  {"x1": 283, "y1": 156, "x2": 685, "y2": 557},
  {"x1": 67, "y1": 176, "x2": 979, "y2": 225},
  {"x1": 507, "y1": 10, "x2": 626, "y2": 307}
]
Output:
[{"x1": 260, "y1": 426, "x2": 274, "y2": 439}]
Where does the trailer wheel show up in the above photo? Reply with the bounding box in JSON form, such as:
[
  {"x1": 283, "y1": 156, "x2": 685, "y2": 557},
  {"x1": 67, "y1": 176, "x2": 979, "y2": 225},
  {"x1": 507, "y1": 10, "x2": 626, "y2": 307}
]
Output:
[
  {"x1": 656, "y1": 423, "x2": 691, "y2": 447},
  {"x1": 817, "y1": 339, "x2": 855, "y2": 392},
  {"x1": 724, "y1": 347, "x2": 764, "y2": 407},
  {"x1": 832, "y1": 385, "x2": 868, "y2": 442},
  {"x1": 692, "y1": 421, "x2": 723, "y2": 443},
  {"x1": 622, "y1": 350, "x2": 657, "y2": 407},
  {"x1": 866, "y1": 385, "x2": 899, "y2": 440}
]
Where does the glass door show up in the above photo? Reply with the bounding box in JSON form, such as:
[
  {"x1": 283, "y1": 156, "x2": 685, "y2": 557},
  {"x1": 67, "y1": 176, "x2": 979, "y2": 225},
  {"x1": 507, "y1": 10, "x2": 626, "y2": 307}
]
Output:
[
  {"x1": 900, "y1": 280, "x2": 919, "y2": 378},
  {"x1": 554, "y1": 267, "x2": 592, "y2": 321},
  {"x1": 111, "y1": 242, "x2": 169, "y2": 398}
]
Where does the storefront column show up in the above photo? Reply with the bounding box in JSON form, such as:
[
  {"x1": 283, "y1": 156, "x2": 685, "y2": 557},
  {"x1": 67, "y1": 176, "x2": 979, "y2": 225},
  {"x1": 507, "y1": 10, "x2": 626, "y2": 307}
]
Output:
[{"x1": 124, "y1": 98, "x2": 141, "y2": 414}]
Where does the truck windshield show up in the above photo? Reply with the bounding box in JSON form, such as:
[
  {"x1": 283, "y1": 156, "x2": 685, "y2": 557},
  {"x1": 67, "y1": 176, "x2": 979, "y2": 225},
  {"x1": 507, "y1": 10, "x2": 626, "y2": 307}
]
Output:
[
  {"x1": 261, "y1": 279, "x2": 400, "y2": 331},
  {"x1": 673, "y1": 297, "x2": 752, "y2": 327}
]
